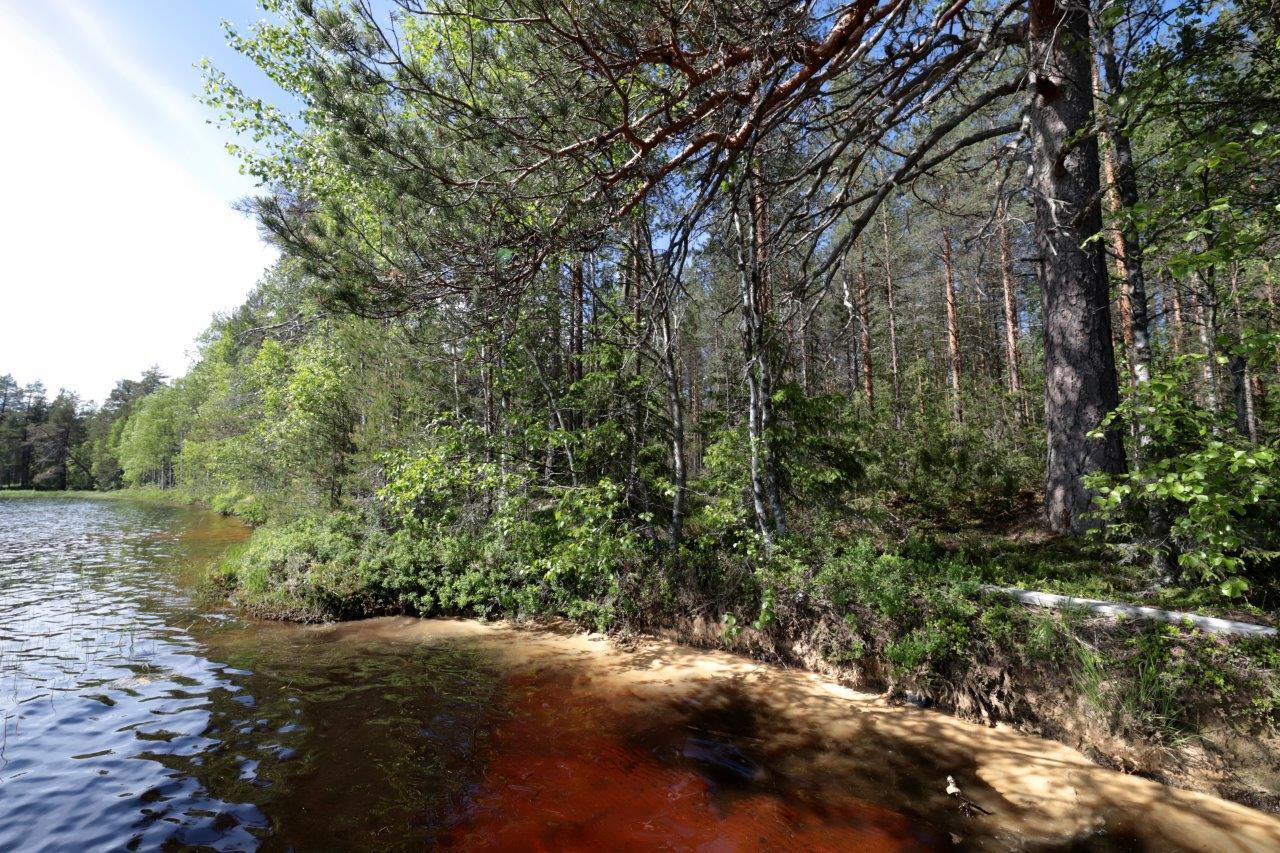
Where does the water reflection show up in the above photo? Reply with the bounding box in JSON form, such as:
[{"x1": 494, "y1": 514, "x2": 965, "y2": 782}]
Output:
[{"x1": 0, "y1": 498, "x2": 496, "y2": 850}]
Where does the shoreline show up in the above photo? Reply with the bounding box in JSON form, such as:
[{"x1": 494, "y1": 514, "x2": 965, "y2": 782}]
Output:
[
  {"x1": 9, "y1": 490, "x2": 1278, "y2": 825},
  {"x1": 0, "y1": 487, "x2": 206, "y2": 507},
  {"x1": 304, "y1": 614, "x2": 1280, "y2": 850}
]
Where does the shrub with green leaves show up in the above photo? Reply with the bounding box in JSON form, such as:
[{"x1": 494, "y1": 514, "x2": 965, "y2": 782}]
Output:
[
  {"x1": 813, "y1": 540, "x2": 983, "y2": 677},
  {"x1": 214, "y1": 511, "x2": 380, "y2": 621},
  {"x1": 375, "y1": 428, "x2": 642, "y2": 629},
  {"x1": 862, "y1": 384, "x2": 1041, "y2": 526},
  {"x1": 1088, "y1": 359, "x2": 1280, "y2": 597}
]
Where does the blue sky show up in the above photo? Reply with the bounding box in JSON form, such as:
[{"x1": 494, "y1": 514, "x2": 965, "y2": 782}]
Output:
[{"x1": 0, "y1": 0, "x2": 286, "y2": 403}]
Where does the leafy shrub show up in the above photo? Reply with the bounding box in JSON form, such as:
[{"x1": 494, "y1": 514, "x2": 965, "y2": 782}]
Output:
[
  {"x1": 379, "y1": 434, "x2": 642, "y2": 628},
  {"x1": 813, "y1": 540, "x2": 984, "y2": 676},
  {"x1": 862, "y1": 389, "x2": 1040, "y2": 525},
  {"x1": 885, "y1": 618, "x2": 971, "y2": 673},
  {"x1": 217, "y1": 512, "x2": 379, "y2": 621},
  {"x1": 1088, "y1": 360, "x2": 1280, "y2": 596}
]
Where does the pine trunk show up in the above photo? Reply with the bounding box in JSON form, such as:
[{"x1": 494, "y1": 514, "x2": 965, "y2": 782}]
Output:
[
  {"x1": 858, "y1": 254, "x2": 875, "y2": 410},
  {"x1": 996, "y1": 208, "x2": 1026, "y2": 423},
  {"x1": 1097, "y1": 34, "x2": 1154, "y2": 387},
  {"x1": 1029, "y1": 0, "x2": 1127, "y2": 533},
  {"x1": 941, "y1": 224, "x2": 962, "y2": 422},
  {"x1": 881, "y1": 216, "x2": 903, "y2": 422}
]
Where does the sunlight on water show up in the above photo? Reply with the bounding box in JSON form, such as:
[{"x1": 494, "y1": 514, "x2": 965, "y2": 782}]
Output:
[{"x1": 0, "y1": 498, "x2": 499, "y2": 850}]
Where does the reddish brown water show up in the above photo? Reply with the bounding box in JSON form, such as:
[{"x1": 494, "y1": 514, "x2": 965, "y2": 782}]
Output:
[
  {"x1": 4, "y1": 497, "x2": 1279, "y2": 851},
  {"x1": 447, "y1": 668, "x2": 937, "y2": 851}
]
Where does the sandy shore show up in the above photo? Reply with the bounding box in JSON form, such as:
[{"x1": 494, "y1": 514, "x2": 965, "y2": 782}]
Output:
[{"x1": 296, "y1": 615, "x2": 1280, "y2": 851}]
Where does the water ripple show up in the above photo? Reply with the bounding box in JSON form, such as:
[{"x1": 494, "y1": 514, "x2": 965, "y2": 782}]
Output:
[{"x1": 0, "y1": 498, "x2": 496, "y2": 851}]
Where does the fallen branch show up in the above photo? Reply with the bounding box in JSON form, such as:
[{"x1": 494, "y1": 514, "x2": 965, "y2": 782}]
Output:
[{"x1": 985, "y1": 586, "x2": 1278, "y2": 638}]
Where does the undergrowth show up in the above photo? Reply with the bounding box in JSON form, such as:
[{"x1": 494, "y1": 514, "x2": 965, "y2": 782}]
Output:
[{"x1": 209, "y1": 505, "x2": 1280, "y2": 751}]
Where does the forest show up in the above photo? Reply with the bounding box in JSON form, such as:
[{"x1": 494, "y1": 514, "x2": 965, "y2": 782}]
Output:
[{"x1": 4, "y1": 0, "x2": 1279, "y2": 786}]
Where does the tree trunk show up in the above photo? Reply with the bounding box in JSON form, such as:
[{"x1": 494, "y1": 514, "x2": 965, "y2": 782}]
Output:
[
  {"x1": 624, "y1": 218, "x2": 646, "y2": 510},
  {"x1": 798, "y1": 311, "x2": 813, "y2": 394},
  {"x1": 1229, "y1": 356, "x2": 1257, "y2": 442},
  {"x1": 858, "y1": 252, "x2": 875, "y2": 410},
  {"x1": 481, "y1": 342, "x2": 496, "y2": 442},
  {"x1": 751, "y1": 171, "x2": 786, "y2": 539},
  {"x1": 1096, "y1": 30, "x2": 1154, "y2": 388},
  {"x1": 1092, "y1": 57, "x2": 1133, "y2": 376},
  {"x1": 569, "y1": 261, "x2": 585, "y2": 387},
  {"x1": 1264, "y1": 261, "x2": 1280, "y2": 379},
  {"x1": 881, "y1": 216, "x2": 903, "y2": 424},
  {"x1": 1193, "y1": 271, "x2": 1220, "y2": 415},
  {"x1": 941, "y1": 224, "x2": 963, "y2": 422},
  {"x1": 685, "y1": 333, "x2": 702, "y2": 472},
  {"x1": 1169, "y1": 277, "x2": 1186, "y2": 355},
  {"x1": 1229, "y1": 266, "x2": 1259, "y2": 442},
  {"x1": 841, "y1": 266, "x2": 859, "y2": 397},
  {"x1": 743, "y1": 264, "x2": 774, "y2": 548},
  {"x1": 1093, "y1": 31, "x2": 1170, "y2": 566},
  {"x1": 1029, "y1": 0, "x2": 1127, "y2": 533},
  {"x1": 996, "y1": 205, "x2": 1027, "y2": 424},
  {"x1": 658, "y1": 304, "x2": 687, "y2": 549},
  {"x1": 737, "y1": 166, "x2": 787, "y2": 547},
  {"x1": 543, "y1": 279, "x2": 563, "y2": 480}
]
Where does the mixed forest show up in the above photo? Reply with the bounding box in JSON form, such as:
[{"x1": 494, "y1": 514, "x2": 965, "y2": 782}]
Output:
[{"x1": 5, "y1": 0, "x2": 1280, "y2": 789}]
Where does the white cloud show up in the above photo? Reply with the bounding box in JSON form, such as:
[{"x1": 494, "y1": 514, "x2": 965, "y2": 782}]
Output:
[{"x1": 0, "y1": 4, "x2": 277, "y2": 403}]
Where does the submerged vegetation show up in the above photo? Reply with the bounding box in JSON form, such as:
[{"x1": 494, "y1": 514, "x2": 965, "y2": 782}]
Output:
[{"x1": 5, "y1": 0, "x2": 1280, "y2": 799}]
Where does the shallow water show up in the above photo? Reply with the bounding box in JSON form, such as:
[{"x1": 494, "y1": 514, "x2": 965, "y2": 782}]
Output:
[
  {"x1": 0, "y1": 499, "x2": 508, "y2": 850},
  {"x1": 1, "y1": 497, "x2": 1277, "y2": 851},
  {"x1": 0, "y1": 498, "x2": 950, "y2": 850}
]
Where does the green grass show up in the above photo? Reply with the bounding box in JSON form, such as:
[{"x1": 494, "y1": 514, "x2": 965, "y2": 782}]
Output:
[
  {"x1": 0, "y1": 489, "x2": 107, "y2": 499},
  {"x1": 0, "y1": 486, "x2": 206, "y2": 508}
]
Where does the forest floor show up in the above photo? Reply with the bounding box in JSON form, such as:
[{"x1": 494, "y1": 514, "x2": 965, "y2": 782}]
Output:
[
  {"x1": 937, "y1": 529, "x2": 1279, "y2": 627},
  {"x1": 911, "y1": 492, "x2": 1280, "y2": 627}
]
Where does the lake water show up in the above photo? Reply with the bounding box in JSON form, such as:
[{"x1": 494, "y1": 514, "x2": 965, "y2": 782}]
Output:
[
  {"x1": 2, "y1": 496, "x2": 1276, "y2": 851},
  {"x1": 0, "y1": 498, "x2": 945, "y2": 850}
]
